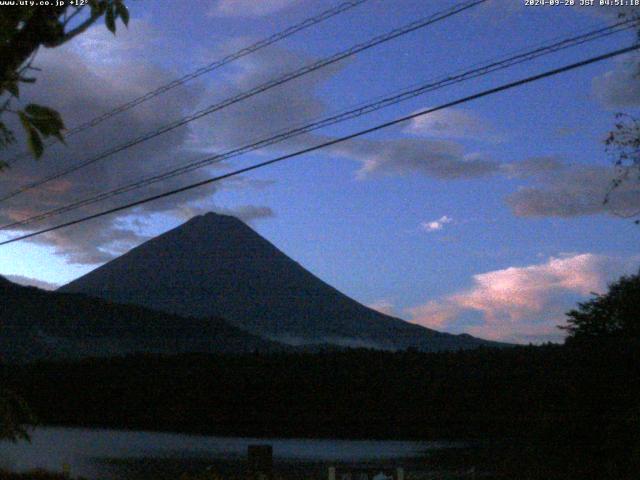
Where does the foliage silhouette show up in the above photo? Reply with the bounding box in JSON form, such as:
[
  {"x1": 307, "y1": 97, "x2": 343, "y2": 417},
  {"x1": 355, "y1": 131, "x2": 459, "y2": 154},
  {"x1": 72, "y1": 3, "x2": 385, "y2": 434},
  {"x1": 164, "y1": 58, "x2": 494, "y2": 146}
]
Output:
[
  {"x1": 0, "y1": 1, "x2": 129, "y2": 164},
  {"x1": 561, "y1": 270, "x2": 640, "y2": 343}
]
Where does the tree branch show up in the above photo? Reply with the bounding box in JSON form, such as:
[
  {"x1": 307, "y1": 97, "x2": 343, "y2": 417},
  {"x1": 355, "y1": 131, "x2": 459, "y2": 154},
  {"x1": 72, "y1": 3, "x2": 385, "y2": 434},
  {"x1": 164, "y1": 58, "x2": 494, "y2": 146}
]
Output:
[
  {"x1": 47, "y1": 9, "x2": 103, "y2": 48},
  {"x1": 61, "y1": 6, "x2": 84, "y2": 28}
]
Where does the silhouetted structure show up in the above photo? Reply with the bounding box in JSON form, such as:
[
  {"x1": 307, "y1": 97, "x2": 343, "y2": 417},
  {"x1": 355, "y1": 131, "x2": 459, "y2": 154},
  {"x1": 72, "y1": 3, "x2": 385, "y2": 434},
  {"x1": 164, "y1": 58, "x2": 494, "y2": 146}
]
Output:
[{"x1": 247, "y1": 445, "x2": 273, "y2": 480}]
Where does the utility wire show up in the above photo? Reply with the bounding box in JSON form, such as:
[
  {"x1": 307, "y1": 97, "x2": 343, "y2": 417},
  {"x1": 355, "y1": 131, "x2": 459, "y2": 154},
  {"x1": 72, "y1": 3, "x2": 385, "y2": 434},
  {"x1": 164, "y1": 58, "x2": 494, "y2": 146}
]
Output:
[
  {"x1": 5, "y1": 0, "x2": 371, "y2": 165},
  {"x1": 1, "y1": 19, "x2": 635, "y2": 231},
  {"x1": 0, "y1": 0, "x2": 487, "y2": 203},
  {"x1": 1, "y1": 43, "x2": 637, "y2": 247}
]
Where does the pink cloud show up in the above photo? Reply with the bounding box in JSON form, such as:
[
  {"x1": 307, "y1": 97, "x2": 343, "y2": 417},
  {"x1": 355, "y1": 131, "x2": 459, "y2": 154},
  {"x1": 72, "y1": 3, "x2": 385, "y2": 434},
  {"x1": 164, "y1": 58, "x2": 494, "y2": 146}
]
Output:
[
  {"x1": 406, "y1": 253, "x2": 639, "y2": 343},
  {"x1": 406, "y1": 300, "x2": 458, "y2": 330},
  {"x1": 43, "y1": 179, "x2": 74, "y2": 194}
]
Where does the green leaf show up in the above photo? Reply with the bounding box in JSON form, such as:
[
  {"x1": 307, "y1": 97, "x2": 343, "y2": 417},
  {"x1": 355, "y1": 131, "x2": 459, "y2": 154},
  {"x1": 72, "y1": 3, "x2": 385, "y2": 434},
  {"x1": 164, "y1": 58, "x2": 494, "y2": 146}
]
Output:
[
  {"x1": 28, "y1": 127, "x2": 44, "y2": 158},
  {"x1": 0, "y1": 121, "x2": 16, "y2": 148},
  {"x1": 105, "y1": 4, "x2": 116, "y2": 33},
  {"x1": 19, "y1": 112, "x2": 44, "y2": 158},
  {"x1": 89, "y1": 0, "x2": 106, "y2": 14},
  {"x1": 24, "y1": 104, "x2": 58, "y2": 117},
  {"x1": 23, "y1": 104, "x2": 66, "y2": 143},
  {"x1": 24, "y1": 104, "x2": 63, "y2": 122},
  {"x1": 18, "y1": 111, "x2": 30, "y2": 132},
  {"x1": 116, "y1": 1, "x2": 129, "y2": 26}
]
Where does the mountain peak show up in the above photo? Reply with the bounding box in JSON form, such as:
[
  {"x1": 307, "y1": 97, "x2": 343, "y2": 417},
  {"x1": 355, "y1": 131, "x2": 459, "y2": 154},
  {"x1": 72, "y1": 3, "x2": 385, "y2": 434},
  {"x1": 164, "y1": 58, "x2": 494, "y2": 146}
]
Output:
[
  {"x1": 182, "y1": 211, "x2": 250, "y2": 231},
  {"x1": 200, "y1": 211, "x2": 236, "y2": 221},
  {"x1": 185, "y1": 211, "x2": 237, "y2": 224}
]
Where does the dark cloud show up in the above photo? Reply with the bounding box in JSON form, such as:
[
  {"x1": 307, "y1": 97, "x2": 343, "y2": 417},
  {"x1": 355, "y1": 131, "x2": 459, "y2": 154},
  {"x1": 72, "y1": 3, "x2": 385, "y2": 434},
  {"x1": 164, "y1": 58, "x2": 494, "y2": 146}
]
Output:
[
  {"x1": 0, "y1": 23, "x2": 274, "y2": 264},
  {"x1": 188, "y1": 40, "x2": 499, "y2": 181},
  {"x1": 507, "y1": 164, "x2": 640, "y2": 218},
  {"x1": 502, "y1": 156, "x2": 565, "y2": 179},
  {"x1": 592, "y1": 54, "x2": 640, "y2": 109},
  {"x1": 500, "y1": 157, "x2": 640, "y2": 219},
  {"x1": 329, "y1": 137, "x2": 500, "y2": 179},
  {"x1": 187, "y1": 42, "x2": 337, "y2": 154},
  {"x1": 34, "y1": 219, "x2": 152, "y2": 265}
]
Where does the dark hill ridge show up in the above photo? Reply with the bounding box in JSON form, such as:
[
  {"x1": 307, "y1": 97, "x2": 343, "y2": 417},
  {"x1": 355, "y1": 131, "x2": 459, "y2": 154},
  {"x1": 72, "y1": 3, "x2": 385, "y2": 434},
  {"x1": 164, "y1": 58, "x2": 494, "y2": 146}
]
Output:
[
  {"x1": 0, "y1": 275, "x2": 286, "y2": 363},
  {"x1": 60, "y1": 212, "x2": 501, "y2": 351}
]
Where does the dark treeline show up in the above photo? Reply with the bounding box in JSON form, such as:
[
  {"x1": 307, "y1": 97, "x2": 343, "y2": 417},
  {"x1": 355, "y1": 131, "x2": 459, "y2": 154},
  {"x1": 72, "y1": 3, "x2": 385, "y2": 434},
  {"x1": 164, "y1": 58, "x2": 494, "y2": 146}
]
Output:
[
  {"x1": 0, "y1": 343, "x2": 637, "y2": 438},
  {"x1": 1, "y1": 342, "x2": 639, "y2": 477}
]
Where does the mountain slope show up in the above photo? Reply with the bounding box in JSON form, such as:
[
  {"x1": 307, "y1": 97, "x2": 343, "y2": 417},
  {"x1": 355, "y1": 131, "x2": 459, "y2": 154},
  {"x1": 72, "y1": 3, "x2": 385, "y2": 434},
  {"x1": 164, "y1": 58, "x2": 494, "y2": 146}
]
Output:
[
  {"x1": 0, "y1": 276, "x2": 285, "y2": 363},
  {"x1": 60, "y1": 213, "x2": 501, "y2": 351}
]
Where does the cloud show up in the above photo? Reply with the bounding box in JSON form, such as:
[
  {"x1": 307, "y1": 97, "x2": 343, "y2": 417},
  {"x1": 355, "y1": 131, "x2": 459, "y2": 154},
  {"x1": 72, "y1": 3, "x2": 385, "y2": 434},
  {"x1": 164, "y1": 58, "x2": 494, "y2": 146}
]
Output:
[
  {"x1": 0, "y1": 22, "x2": 275, "y2": 265},
  {"x1": 187, "y1": 41, "x2": 498, "y2": 183},
  {"x1": 502, "y1": 156, "x2": 565, "y2": 179},
  {"x1": 407, "y1": 253, "x2": 639, "y2": 344},
  {"x1": 218, "y1": 205, "x2": 275, "y2": 222},
  {"x1": 327, "y1": 137, "x2": 500, "y2": 180},
  {"x1": 210, "y1": 0, "x2": 299, "y2": 17},
  {"x1": 5, "y1": 16, "x2": 629, "y2": 268},
  {"x1": 406, "y1": 300, "x2": 458, "y2": 330},
  {"x1": 592, "y1": 54, "x2": 640, "y2": 109},
  {"x1": 172, "y1": 204, "x2": 275, "y2": 223},
  {"x1": 186, "y1": 39, "x2": 502, "y2": 183},
  {"x1": 422, "y1": 215, "x2": 453, "y2": 232},
  {"x1": 187, "y1": 42, "x2": 336, "y2": 154},
  {"x1": 506, "y1": 163, "x2": 640, "y2": 218},
  {"x1": 37, "y1": 219, "x2": 153, "y2": 265},
  {"x1": 406, "y1": 108, "x2": 497, "y2": 141},
  {"x1": 5, "y1": 274, "x2": 59, "y2": 290}
]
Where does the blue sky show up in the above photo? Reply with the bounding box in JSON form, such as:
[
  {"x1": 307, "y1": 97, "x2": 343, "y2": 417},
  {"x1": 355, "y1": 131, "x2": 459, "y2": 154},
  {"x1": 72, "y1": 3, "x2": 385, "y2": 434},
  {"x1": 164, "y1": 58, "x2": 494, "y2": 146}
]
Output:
[{"x1": 1, "y1": 0, "x2": 639, "y2": 343}]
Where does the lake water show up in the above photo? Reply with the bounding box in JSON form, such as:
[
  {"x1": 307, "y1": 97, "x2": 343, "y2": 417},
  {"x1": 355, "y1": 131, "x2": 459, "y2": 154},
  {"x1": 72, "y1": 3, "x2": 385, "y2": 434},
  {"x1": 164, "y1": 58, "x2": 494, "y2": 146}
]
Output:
[{"x1": 0, "y1": 427, "x2": 457, "y2": 479}]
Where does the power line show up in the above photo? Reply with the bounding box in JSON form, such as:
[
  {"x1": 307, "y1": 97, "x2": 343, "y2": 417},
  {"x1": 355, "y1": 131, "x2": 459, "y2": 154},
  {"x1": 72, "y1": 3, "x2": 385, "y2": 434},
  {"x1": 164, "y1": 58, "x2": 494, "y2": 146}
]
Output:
[
  {"x1": 4, "y1": 0, "x2": 371, "y2": 165},
  {"x1": 0, "y1": 0, "x2": 487, "y2": 203},
  {"x1": 3, "y1": 19, "x2": 635, "y2": 231},
  {"x1": 1, "y1": 43, "x2": 637, "y2": 247}
]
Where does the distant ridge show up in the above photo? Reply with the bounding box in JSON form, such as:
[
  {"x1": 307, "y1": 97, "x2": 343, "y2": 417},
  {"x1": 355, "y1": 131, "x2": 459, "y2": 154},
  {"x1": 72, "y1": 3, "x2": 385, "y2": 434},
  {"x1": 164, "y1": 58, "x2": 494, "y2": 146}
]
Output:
[
  {"x1": 60, "y1": 213, "x2": 503, "y2": 351},
  {"x1": 0, "y1": 275, "x2": 286, "y2": 363}
]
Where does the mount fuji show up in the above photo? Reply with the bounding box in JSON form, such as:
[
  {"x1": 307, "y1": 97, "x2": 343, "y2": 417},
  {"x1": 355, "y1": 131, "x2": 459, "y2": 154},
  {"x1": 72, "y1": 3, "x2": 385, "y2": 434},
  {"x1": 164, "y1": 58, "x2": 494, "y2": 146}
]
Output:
[{"x1": 60, "y1": 212, "x2": 500, "y2": 351}]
